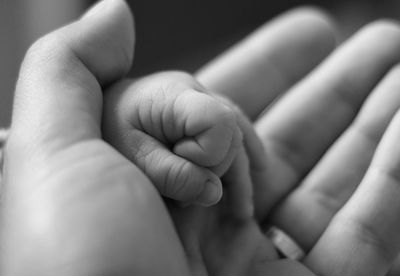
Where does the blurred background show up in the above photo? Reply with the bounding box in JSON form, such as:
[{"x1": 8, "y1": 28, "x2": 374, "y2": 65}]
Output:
[{"x1": 1, "y1": 0, "x2": 399, "y2": 127}]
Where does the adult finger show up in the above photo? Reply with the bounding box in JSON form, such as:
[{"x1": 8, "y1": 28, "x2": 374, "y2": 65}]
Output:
[
  {"x1": 271, "y1": 64, "x2": 400, "y2": 250},
  {"x1": 9, "y1": 0, "x2": 134, "y2": 160},
  {"x1": 196, "y1": 7, "x2": 336, "y2": 120},
  {"x1": 255, "y1": 20, "x2": 400, "y2": 219},
  {"x1": 305, "y1": 109, "x2": 400, "y2": 276}
]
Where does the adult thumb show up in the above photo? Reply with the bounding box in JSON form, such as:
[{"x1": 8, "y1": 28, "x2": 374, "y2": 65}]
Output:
[{"x1": 10, "y1": 0, "x2": 135, "y2": 156}]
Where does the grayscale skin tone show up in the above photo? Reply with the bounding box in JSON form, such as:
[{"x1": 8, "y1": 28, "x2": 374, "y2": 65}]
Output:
[
  {"x1": 102, "y1": 69, "x2": 274, "y2": 221},
  {"x1": 3, "y1": 0, "x2": 400, "y2": 275},
  {"x1": 102, "y1": 72, "x2": 248, "y2": 209}
]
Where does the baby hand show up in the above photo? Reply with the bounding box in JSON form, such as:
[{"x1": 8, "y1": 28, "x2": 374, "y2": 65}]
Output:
[{"x1": 102, "y1": 72, "x2": 245, "y2": 207}]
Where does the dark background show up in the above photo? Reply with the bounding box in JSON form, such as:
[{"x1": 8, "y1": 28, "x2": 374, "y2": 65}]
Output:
[
  {"x1": 126, "y1": 0, "x2": 328, "y2": 75},
  {"x1": 0, "y1": 0, "x2": 398, "y2": 127},
  {"x1": 86, "y1": 0, "x2": 398, "y2": 76}
]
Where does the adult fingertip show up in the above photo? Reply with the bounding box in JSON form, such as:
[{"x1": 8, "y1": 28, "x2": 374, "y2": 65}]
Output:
[
  {"x1": 287, "y1": 6, "x2": 334, "y2": 25},
  {"x1": 285, "y1": 5, "x2": 338, "y2": 44},
  {"x1": 78, "y1": 0, "x2": 135, "y2": 85},
  {"x1": 82, "y1": 0, "x2": 131, "y2": 21},
  {"x1": 82, "y1": 0, "x2": 112, "y2": 19}
]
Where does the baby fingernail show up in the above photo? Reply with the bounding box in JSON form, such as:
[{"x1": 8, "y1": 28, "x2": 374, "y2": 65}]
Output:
[{"x1": 195, "y1": 180, "x2": 222, "y2": 207}]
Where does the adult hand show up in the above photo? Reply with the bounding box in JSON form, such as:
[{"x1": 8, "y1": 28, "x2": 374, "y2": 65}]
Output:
[
  {"x1": 0, "y1": 2, "x2": 325, "y2": 275},
  {"x1": 2, "y1": 1, "x2": 399, "y2": 276},
  {"x1": 198, "y1": 7, "x2": 400, "y2": 276},
  {"x1": 100, "y1": 6, "x2": 338, "y2": 276},
  {"x1": 103, "y1": 5, "x2": 400, "y2": 276},
  {"x1": 0, "y1": 0, "x2": 190, "y2": 275}
]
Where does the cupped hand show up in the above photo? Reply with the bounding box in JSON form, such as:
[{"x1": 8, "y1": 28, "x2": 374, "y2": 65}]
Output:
[
  {"x1": 0, "y1": 1, "x2": 190, "y2": 275},
  {"x1": 0, "y1": 1, "x2": 316, "y2": 275},
  {"x1": 0, "y1": 1, "x2": 279, "y2": 275},
  {"x1": 2, "y1": 0, "x2": 400, "y2": 275},
  {"x1": 198, "y1": 7, "x2": 400, "y2": 276}
]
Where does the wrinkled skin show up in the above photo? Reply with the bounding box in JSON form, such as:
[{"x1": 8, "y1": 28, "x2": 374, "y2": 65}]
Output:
[
  {"x1": 103, "y1": 73, "x2": 277, "y2": 275},
  {"x1": 102, "y1": 73, "x2": 246, "y2": 208},
  {"x1": 2, "y1": 0, "x2": 400, "y2": 275}
]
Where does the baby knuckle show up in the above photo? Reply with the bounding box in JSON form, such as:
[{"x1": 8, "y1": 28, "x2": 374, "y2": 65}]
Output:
[{"x1": 290, "y1": 6, "x2": 336, "y2": 33}]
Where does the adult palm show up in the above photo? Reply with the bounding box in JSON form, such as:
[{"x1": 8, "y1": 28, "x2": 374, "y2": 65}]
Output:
[
  {"x1": 197, "y1": 7, "x2": 400, "y2": 276},
  {"x1": 0, "y1": 1, "x2": 316, "y2": 275},
  {"x1": 3, "y1": 0, "x2": 400, "y2": 276},
  {"x1": 0, "y1": 1, "x2": 191, "y2": 275}
]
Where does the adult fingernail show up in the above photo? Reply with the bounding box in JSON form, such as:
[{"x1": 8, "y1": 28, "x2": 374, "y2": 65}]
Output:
[{"x1": 195, "y1": 180, "x2": 223, "y2": 207}]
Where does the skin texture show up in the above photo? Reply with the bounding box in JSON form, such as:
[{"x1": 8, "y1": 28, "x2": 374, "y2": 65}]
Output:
[
  {"x1": 102, "y1": 73, "x2": 245, "y2": 207},
  {"x1": 198, "y1": 7, "x2": 400, "y2": 276},
  {"x1": 3, "y1": 0, "x2": 400, "y2": 275},
  {"x1": 0, "y1": 1, "x2": 191, "y2": 275}
]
